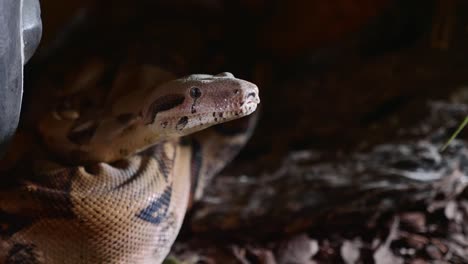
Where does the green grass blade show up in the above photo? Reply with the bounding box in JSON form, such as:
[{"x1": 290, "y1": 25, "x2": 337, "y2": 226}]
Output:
[{"x1": 441, "y1": 116, "x2": 468, "y2": 151}]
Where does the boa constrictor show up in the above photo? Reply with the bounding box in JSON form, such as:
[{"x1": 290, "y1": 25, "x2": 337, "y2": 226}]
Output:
[{"x1": 0, "y1": 68, "x2": 259, "y2": 263}]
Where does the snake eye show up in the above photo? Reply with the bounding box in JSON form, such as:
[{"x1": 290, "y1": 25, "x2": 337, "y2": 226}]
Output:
[{"x1": 190, "y1": 87, "x2": 202, "y2": 98}]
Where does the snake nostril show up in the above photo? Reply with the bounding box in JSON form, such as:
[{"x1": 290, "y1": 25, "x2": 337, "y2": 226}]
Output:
[{"x1": 247, "y1": 92, "x2": 256, "y2": 98}]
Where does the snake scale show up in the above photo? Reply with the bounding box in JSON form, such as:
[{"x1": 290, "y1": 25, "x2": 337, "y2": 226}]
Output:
[{"x1": 0, "y1": 55, "x2": 260, "y2": 263}]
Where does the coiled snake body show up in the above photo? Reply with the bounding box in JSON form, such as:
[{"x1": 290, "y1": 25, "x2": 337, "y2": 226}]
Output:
[{"x1": 0, "y1": 65, "x2": 259, "y2": 263}]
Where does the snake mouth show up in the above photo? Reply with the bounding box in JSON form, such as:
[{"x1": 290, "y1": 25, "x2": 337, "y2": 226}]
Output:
[
  {"x1": 240, "y1": 100, "x2": 259, "y2": 115},
  {"x1": 245, "y1": 97, "x2": 260, "y2": 106},
  {"x1": 154, "y1": 100, "x2": 259, "y2": 136}
]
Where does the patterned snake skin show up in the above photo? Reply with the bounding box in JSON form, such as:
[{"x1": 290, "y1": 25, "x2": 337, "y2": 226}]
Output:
[{"x1": 0, "y1": 65, "x2": 260, "y2": 262}]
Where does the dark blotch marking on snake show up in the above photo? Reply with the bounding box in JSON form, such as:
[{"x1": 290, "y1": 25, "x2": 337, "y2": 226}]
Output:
[
  {"x1": 156, "y1": 212, "x2": 177, "y2": 246},
  {"x1": 136, "y1": 144, "x2": 174, "y2": 182},
  {"x1": 136, "y1": 185, "x2": 172, "y2": 224},
  {"x1": 176, "y1": 116, "x2": 189, "y2": 130},
  {"x1": 7, "y1": 243, "x2": 41, "y2": 264},
  {"x1": 154, "y1": 144, "x2": 173, "y2": 181},
  {"x1": 145, "y1": 94, "x2": 185, "y2": 125},
  {"x1": 68, "y1": 122, "x2": 99, "y2": 145}
]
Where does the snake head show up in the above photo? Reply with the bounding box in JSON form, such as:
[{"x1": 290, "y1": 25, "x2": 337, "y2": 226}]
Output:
[
  {"x1": 140, "y1": 72, "x2": 260, "y2": 138},
  {"x1": 40, "y1": 72, "x2": 260, "y2": 163}
]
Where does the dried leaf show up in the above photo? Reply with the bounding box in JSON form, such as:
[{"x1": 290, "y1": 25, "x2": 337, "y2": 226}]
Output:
[
  {"x1": 340, "y1": 240, "x2": 361, "y2": 264},
  {"x1": 374, "y1": 218, "x2": 403, "y2": 264},
  {"x1": 444, "y1": 200, "x2": 463, "y2": 223},
  {"x1": 277, "y1": 234, "x2": 318, "y2": 264},
  {"x1": 374, "y1": 245, "x2": 403, "y2": 264}
]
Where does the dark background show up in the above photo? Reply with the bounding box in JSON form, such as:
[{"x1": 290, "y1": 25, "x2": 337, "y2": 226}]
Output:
[{"x1": 32, "y1": 0, "x2": 467, "y2": 167}]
